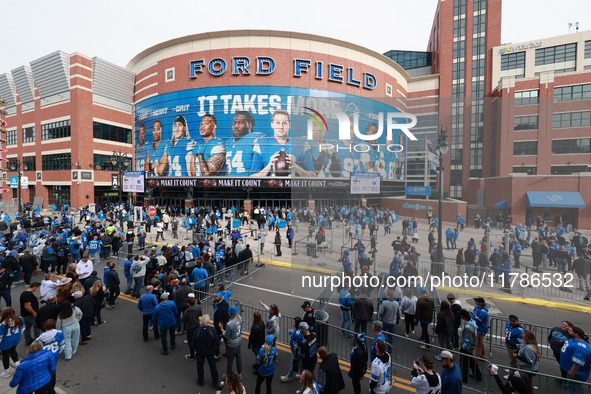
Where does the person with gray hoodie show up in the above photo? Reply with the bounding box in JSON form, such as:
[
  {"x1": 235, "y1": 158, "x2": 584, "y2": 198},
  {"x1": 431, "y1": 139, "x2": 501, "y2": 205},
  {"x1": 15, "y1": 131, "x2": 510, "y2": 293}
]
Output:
[
  {"x1": 220, "y1": 305, "x2": 242, "y2": 378},
  {"x1": 378, "y1": 288, "x2": 400, "y2": 351},
  {"x1": 459, "y1": 309, "x2": 481, "y2": 383}
]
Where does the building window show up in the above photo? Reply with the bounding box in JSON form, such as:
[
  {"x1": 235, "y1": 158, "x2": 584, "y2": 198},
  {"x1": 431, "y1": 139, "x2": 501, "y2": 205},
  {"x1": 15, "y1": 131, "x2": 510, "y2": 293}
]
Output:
[
  {"x1": 42, "y1": 153, "x2": 71, "y2": 171},
  {"x1": 473, "y1": 0, "x2": 487, "y2": 12},
  {"x1": 472, "y1": 81, "x2": 484, "y2": 98},
  {"x1": 7, "y1": 158, "x2": 17, "y2": 171},
  {"x1": 472, "y1": 59, "x2": 485, "y2": 77},
  {"x1": 6, "y1": 130, "x2": 17, "y2": 146},
  {"x1": 513, "y1": 141, "x2": 537, "y2": 156},
  {"x1": 41, "y1": 120, "x2": 71, "y2": 141},
  {"x1": 554, "y1": 84, "x2": 591, "y2": 102},
  {"x1": 93, "y1": 154, "x2": 117, "y2": 171},
  {"x1": 514, "y1": 115, "x2": 538, "y2": 131},
  {"x1": 382, "y1": 50, "x2": 432, "y2": 70},
  {"x1": 93, "y1": 122, "x2": 132, "y2": 144},
  {"x1": 453, "y1": 41, "x2": 465, "y2": 59},
  {"x1": 23, "y1": 156, "x2": 36, "y2": 171},
  {"x1": 552, "y1": 138, "x2": 591, "y2": 154},
  {"x1": 515, "y1": 90, "x2": 539, "y2": 106},
  {"x1": 501, "y1": 52, "x2": 525, "y2": 70},
  {"x1": 535, "y1": 43, "x2": 577, "y2": 66},
  {"x1": 473, "y1": 13, "x2": 486, "y2": 34},
  {"x1": 452, "y1": 62, "x2": 465, "y2": 80},
  {"x1": 453, "y1": 19, "x2": 466, "y2": 38},
  {"x1": 551, "y1": 165, "x2": 589, "y2": 175},
  {"x1": 454, "y1": 0, "x2": 466, "y2": 16},
  {"x1": 512, "y1": 166, "x2": 537, "y2": 175},
  {"x1": 473, "y1": 37, "x2": 485, "y2": 56},
  {"x1": 553, "y1": 111, "x2": 591, "y2": 129},
  {"x1": 585, "y1": 40, "x2": 591, "y2": 59},
  {"x1": 48, "y1": 186, "x2": 70, "y2": 208},
  {"x1": 22, "y1": 126, "x2": 35, "y2": 143}
]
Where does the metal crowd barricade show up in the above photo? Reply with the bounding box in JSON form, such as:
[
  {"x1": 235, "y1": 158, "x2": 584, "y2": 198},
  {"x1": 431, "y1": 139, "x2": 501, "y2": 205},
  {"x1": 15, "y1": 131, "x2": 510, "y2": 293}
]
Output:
[{"x1": 488, "y1": 316, "x2": 556, "y2": 360}]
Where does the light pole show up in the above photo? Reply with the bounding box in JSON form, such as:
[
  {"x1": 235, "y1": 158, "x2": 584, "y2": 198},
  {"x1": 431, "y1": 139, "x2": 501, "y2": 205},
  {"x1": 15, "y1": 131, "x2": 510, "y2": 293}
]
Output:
[
  {"x1": 9, "y1": 159, "x2": 29, "y2": 218},
  {"x1": 436, "y1": 125, "x2": 449, "y2": 264},
  {"x1": 110, "y1": 150, "x2": 131, "y2": 224}
]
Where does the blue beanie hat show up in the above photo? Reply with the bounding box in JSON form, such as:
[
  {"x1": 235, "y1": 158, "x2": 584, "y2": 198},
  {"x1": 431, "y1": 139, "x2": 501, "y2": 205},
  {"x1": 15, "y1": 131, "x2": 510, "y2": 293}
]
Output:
[
  {"x1": 228, "y1": 306, "x2": 237, "y2": 316},
  {"x1": 265, "y1": 335, "x2": 274, "y2": 345}
]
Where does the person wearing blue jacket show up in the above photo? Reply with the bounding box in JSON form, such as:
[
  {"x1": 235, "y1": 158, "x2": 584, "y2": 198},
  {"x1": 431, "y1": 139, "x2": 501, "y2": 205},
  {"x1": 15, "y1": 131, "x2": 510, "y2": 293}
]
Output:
[
  {"x1": 10, "y1": 342, "x2": 56, "y2": 394},
  {"x1": 445, "y1": 228, "x2": 455, "y2": 250},
  {"x1": 502, "y1": 314, "x2": 524, "y2": 369},
  {"x1": 339, "y1": 284, "x2": 353, "y2": 337},
  {"x1": 440, "y1": 350, "x2": 463, "y2": 394},
  {"x1": 255, "y1": 335, "x2": 278, "y2": 394},
  {"x1": 472, "y1": 297, "x2": 488, "y2": 362},
  {"x1": 152, "y1": 292, "x2": 178, "y2": 355},
  {"x1": 0, "y1": 308, "x2": 24, "y2": 378},
  {"x1": 123, "y1": 256, "x2": 134, "y2": 295},
  {"x1": 138, "y1": 285, "x2": 160, "y2": 342},
  {"x1": 459, "y1": 310, "x2": 481, "y2": 383},
  {"x1": 35, "y1": 319, "x2": 64, "y2": 391}
]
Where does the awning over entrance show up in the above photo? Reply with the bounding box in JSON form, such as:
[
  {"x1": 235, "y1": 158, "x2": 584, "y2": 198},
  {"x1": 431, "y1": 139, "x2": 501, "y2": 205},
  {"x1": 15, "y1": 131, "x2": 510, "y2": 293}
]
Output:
[
  {"x1": 526, "y1": 192, "x2": 586, "y2": 208},
  {"x1": 494, "y1": 200, "x2": 508, "y2": 209}
]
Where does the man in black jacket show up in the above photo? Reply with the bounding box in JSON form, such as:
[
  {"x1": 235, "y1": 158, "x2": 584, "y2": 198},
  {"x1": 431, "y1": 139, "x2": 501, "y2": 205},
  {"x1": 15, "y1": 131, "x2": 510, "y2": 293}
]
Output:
[
  {"x1": 239, "y1": 244, "x2": 253, "y2": 274},
  {"x1": 105, "y1": 262, "x2": 120, "y2": 308},
  {"x1": 299, "y1": 322, "x2": 318, "y2": 377},
  {"x1": 318, "y1": 346, "x2": 345, "y2": 394},
  {"x1": 212, "y1": 295, "x2": 229, "y2": 360},
  {"x1": 35, "y1": 296, "x2": 60, "y2": 330},
  {"x1": 348, "y1": 333, "x2": 368, "y2": 394},
  {"x1": 352, "y1": 291, "x2": 374, "y2": 335},
  {"x1": 0, "y1": 266, "x2": 14, "y2": 307},
  {"x1": 447, "y1": 293, "x2": 462, "y2": 349},
  {"x1": 73, "y1": 290, "x2": 95, "y2": 344}
]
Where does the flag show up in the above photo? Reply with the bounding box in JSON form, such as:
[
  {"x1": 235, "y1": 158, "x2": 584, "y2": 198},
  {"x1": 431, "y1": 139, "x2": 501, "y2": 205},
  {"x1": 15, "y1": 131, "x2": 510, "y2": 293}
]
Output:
[{"x1": 426, "y1": 139, "x2": 439, "y2": 173}]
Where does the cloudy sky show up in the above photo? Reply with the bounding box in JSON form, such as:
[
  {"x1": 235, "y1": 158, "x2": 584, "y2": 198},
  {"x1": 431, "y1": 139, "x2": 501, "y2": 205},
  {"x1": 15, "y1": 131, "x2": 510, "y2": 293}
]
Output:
[{"x1": 1, "y1": 0, "x2": 590, "y2": 73}]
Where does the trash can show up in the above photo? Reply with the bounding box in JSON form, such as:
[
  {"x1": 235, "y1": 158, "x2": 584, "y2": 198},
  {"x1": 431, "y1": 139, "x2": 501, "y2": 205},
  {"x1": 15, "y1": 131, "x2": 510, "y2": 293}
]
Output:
[
  {"x1": 306, "y1": 243, "x2": 316, "y2": 257},
  {"x1": 315, "y1": 310, "x2": 329, "y2": 347}
]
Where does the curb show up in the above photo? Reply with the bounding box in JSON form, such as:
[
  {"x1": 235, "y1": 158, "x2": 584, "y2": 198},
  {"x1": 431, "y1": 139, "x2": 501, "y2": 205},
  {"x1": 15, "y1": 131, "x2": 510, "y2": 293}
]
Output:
[{"x1": 436, "y1": 286, "x2": 591, "y2": 313}]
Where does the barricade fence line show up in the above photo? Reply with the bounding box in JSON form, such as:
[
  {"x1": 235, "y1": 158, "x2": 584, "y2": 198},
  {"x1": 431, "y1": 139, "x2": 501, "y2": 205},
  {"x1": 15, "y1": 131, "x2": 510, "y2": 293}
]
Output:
[{"x1": 213, "y1": 299, "x2": 591, "y2": 393}]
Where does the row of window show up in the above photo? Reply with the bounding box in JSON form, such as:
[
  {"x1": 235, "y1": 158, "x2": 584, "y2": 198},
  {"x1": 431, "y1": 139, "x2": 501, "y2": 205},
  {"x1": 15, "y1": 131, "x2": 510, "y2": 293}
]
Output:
[
  {"x1": 512, "y1": 111, "x2": 591, "y2": 130},
  {"x1": 93, "y1": 154, "x2": 132, "y2": 171},
  {"x1": 513, "y1": 138, "x2": 591, "y2": 155},
  {"x1": 41, "y1": 120, "x2": 71, "y2": 141},
  {"x1": 501, "y1": 52, "x2": 525, "y2": 71},
  {"x1": 93, "y1": 122, "x2": 132, "y2": 144},
  {"x1": 535, "y1": 43, "x2": 577, "y2": 66},
  {"x1": 512, "y1": 166, "x2": 590, "y2": 175},
  {"x1": 586, "y1": 41, "x2": 591, "y2": 59},
  {"x1": 6, "y1": 127, "x2": 35, "y2": 146},
  {"x1": 554, "y1": 84, "x2": 591, "y2": 102},
  {"x1": 41, "y1": 153, "x2": 71, "y2": 171},
  {"x1": 6, "y1": 157, "x2": 36, "y2": 172}
]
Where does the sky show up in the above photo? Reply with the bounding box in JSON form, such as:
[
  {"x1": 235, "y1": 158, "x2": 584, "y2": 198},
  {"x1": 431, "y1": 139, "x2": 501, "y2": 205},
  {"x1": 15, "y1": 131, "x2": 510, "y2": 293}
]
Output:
[{"x1": 1, "y1": 0, "x2": 590, "y2": 74}]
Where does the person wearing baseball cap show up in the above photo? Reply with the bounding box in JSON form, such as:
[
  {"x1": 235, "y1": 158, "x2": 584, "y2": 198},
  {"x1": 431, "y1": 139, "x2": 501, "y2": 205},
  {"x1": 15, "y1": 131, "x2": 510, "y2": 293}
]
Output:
[
  {"x1": 342, "y1": 250, "x2": 353, "y2": 277},
  {"x1": 502, "y1": 314, "x2": 524, "y2": 369},
  {"x1": 439, "y1": 351, "x2": 462, "y2": 394},
  {"x1": 255, "y1": 334, "x2": 278, "y2": 394},
  {"x1": 220, "y1": 305, "x2": 242, "y2": 378},
  {"x1": 447, "y1": 293, "x2": 462, "y2": 348},
  {"x1": 370, "y1": 321, "x2": 385, "y2": 363},
  {"x1": 301, "y1": 300, "x2": 316, "y2": 333},
  {"x1": 472, "y1": 297, "x2": 489, "y2": 365},
  {"x1": 299, "y1": 321, "x2": 318, "y2": 378}
]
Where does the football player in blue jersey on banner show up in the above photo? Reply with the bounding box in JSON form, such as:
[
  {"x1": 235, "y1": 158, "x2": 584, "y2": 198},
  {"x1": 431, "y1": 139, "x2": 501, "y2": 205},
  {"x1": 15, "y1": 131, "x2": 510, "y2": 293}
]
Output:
[
  {"x1": 189, "y1": 114, "x2": 226, "y2": 176},
  {"x1": 226, "y1": 111, "x2": 264, "y2": 176},
  {"x1": 136, "y1": 123, "x2": 148, "y2": 172},
  {"x1": 158, "y1": 115, "x2": 196, "y2": 177},
  {"x1": 251, "y1": 110, "x2": 315, "y2": 177},
  {"x1": 145, "y1": 120, "x2": 166, "y2": 176},
  {"x1": 336, "y1": 120, "x2": 362, "y2": 178}
]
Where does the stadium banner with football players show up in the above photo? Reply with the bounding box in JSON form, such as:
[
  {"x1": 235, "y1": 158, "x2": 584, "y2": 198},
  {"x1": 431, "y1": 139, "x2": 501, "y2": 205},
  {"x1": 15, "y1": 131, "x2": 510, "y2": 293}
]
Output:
[{"x1": 134, "y1": 86, "x2": 409, "y2": 182}]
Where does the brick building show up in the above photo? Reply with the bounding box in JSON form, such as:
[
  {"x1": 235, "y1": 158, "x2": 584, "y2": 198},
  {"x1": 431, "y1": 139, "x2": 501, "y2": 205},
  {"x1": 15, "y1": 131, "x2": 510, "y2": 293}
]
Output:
[{"x1": 0, "y1": 51, "x2": 134, "y2": 209}]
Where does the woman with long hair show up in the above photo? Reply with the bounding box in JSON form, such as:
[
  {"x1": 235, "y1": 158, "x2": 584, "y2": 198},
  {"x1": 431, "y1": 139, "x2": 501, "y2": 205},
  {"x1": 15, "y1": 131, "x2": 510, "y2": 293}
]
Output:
[
  {"x1": 56, "y1": 301, "x2": 82, "y2": 360},
  {"x1": 259, "y1": 301, "x2": 280, "y2": 345},
  {"x1": 400, "y1": 288, "x2": 417, "y2": 337},
  {"x1": 434, "y1": 300, "x2": 455, "y2": 351},
  {"x1": 255, "y1": 335, "x2": 278, "y2": 394},
  {"x1": 248, "y1": 312, "x2": 266, "y2": 370},
  {"x1": 299, "y1": 369, "x2": 320, "y2": 394},
  {"x1": 513, "y1": 330, "x2": 540, "y2": 379},
  {"x1": 540, "y1": 239, "x2": 549, "y2": 268},
  {"x1": 491, "y1": 369, "x2": 534, "y2": 394},
  {"x1": 225, "y1": 372, "x2": 245, "y2": 394},
  {"x1": 0, "y1": 307, "x2": 24, "y2": 378},
  {"x1": 89, "y1": 280, "x2": 106, "y2": 327},
  {"x1": 137, "y1": 228, "x2": 147, "y2": 250}
]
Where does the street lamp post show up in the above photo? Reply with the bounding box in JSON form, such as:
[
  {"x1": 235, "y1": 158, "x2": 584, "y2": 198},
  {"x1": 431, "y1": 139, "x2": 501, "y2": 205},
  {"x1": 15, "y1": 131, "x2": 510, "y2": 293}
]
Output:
[
  {"x1": 9, "y1": 159, "x2": 28, "y2": 218},
  {"x1": 110, "y1": 151, "x2": 131, "y2": 225},
  {"x1": 436, "y1": 125, "x2": 449, "y2": 265}
]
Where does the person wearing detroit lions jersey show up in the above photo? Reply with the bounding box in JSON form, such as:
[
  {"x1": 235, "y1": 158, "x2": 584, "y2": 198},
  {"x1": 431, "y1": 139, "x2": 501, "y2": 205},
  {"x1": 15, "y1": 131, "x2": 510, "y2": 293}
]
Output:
[
  {"x1": 306, "y1": 120, "x2": 341, "y2": 178},
  {"x1": 226, "y1": 111, "x2": 264, "y2": 176},
  {"x1": 251, "y1": 110, "x2": 315, "y2": 177},
  {"x1": 158, "y1": 115, "x2": 196, "y2": 177},
  {"x1": 370, "y1": 339, "x2": 391, "y2": 394},
  {"x1": 145, "y1": 120, "x2": 166, "y2": 176},
  {"x1": 189, "y1": 114, "x2": 226, "y2": 176},
  {"x1": 384, "y1": 137, "x2": 401, "y2": 181},
  {"x1": 135, "y1": 123, "x2": 148, "y2": 172}
]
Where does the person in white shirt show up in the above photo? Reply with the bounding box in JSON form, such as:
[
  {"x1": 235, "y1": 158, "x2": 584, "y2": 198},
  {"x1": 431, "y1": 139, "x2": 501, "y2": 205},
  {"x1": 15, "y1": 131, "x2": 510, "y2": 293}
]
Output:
[
  {"x1": 369, "y1": 339, "x2": 391, "y2": 394},
  {"x1": 156, "y1": 220, "x2": 165, "y2": 242},
  {"x1": 411, "y1": 354, "x2": 441, "y2": 394},
  {"x1": 40, "y1": 274, "x2": 59, "y2": 302},
  {"x1": 76, "y1": 256, "x2": 94, "y2": 282}
]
